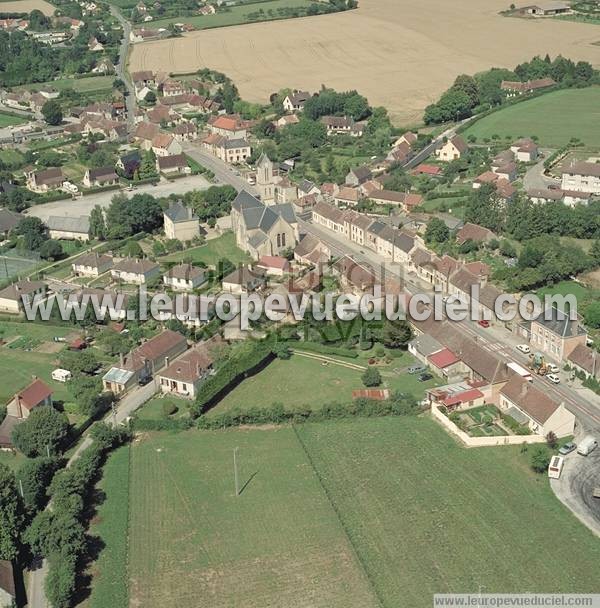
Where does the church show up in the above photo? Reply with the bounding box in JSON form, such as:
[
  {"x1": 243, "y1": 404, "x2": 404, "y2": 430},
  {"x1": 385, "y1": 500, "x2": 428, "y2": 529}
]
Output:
[
  {"x1": 231, "y1": 190, "x2": 299, "y2": 259},
  {"x1": 255, "y1": 153, "x2": 298, "y2": 204}
]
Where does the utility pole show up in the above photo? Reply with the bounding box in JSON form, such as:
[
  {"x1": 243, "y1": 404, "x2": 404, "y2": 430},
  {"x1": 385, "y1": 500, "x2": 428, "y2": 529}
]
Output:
[
  {"x1": 18, "y1": 479, "x2": 24, "y2": 499},
  {"x1": 233, "y1": 447, "x2": 240, "y2": 497}
]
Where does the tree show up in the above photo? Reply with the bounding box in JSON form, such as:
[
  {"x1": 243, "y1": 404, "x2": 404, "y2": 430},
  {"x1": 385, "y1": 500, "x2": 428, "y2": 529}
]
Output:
[
  {"x1": 39, "y1": 239, "x2": 63, "y2": 261},
  {"x1": 382, "y1": 320, "x2": 412, "y2": 349},
  {"x1": 28, "y1": 9, "x2": 50, "y2": 30},
  {"x1": 12, "y1": 406, "x2": 70, "y2": 458},
  {"x1": 0, "y1": 464, "x2": 23, "y2": 560},
  {"x1": 272, "y1": 343, "x2": 291, "y2": 359},
  {"x1": 424, "y1": 217, "x2": 450, "y2": 244},
  {"x1": 89, "y1": 205, "x2": 106, "y2": 240},
  {"x1": 41, "y1": 99, "x2": 63, "y2": 126},
  {"x1": 546, "y1": 431, "x2": 558, "y2": 449},
  {"x1": 144, "y1": 90, "x2": 156, "y2": 105},
  {"x1": 584, "y1": 301, "x2": 600, "y2": 329},
  {"x1": 529, "y1": 445, "x2": 551, "y2": 473},
  {"x1": 58, "y1": 349, "x2": 100, "y2": 375},
  {"x1": 362, "y1": 367, "x2": 382, "y2": 387},
  {"x1": 16, "y1": 457, "x2": 57, "y2": 514},
  {"x1": 18, "y1": 216, "x2": 47, "y2": 250}
]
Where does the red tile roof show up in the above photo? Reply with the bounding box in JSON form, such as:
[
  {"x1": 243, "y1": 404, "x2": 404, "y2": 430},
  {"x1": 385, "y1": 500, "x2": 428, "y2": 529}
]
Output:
[
  {"x1": 443, "y1": 388, "x2": 484, "y2": 407},
  {"x1": 428, "y1": 347, "x2": 460, "y2": 369},
  {"x1": 16, "y1": 378, "x2": 52, "y2": 410}
]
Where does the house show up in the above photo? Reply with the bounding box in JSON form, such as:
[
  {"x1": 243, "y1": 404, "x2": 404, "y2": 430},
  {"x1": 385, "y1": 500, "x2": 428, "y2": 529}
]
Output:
[
  {"x1": 499, "y1": 374, "x2": 575, "y2": 437},
  {"x1": 282, "y1": 90, "x2": 311, "y2": 113},
  {"x1": 334, "y1": 186, "x2": 360, "y2": 207},
  {"x1": 256, "y1": 255, "x2": 290, "y2": 276},
  {"x1": 102, "y1": 329, "x2": 187, "y2": 394},
  {"x1": 436, "y1": 135, "x2": 468, "y2": 162},
  {"x1": 163, "y1": 200, "x2": 200, "y2": 241},
  {"x1": 500, "y1": 78, "x2": 556, "y2": 96},
  {"x1": 7, "y1": 377, "x2": 53, "y2": 418},
  {"x1": 312, "y1": 200, "x2": 347, "y2": 235},
  {"x1": 369, "y1": 189, "x2": 423, "y2": 211},
  {"x1": 524, "y1": 1, "x2": 570, "y2": 15},
  {"x1": 567, "y1": 343, "x2": 600, "y2": 380},
  {"x1": 345, "y1": 165, "x2": 372, "y2": 186},
  {"x1": 92, "y1": 57, "x2": 114, "y2": 74},
  {"x1": 510, "y1": 138, "x2": 539, "y2": 162},
  {"x1": 297, "y1": 179, "x2": 320, "y2": 198},
  {"x1": 72, "y1": 252, "x2": 113, "y2": 277},
  {"x1": 231, "y1": 190, "x2": 298, "y2": 259},
  {"x1": 427, "y1": 347, "x2": 462, "y2": 379},
  {"x1": 408, "y1": 333, "x2": 444, "y2": 365},
  {"x1": 173, "y1": 122, "x2": 198, "y2": 141},
  {"x1": 393, "y1": 131, "x2": 418, "y2": 148},
  {"x1": 131, "y1": 70, "x2": 156, "y2": 88},
  {"x1": 412, "y1": 163, "x2": 442, "y2": 177},
  {"x1": 528, "y1": 307, "x2": 587, "y2": 362},
  {"x1": 456, "y1": 222, "x2": 495, "y2": 246},
  {"x1": 151, "y1": 133, "x2": 182, "y2": 157},
  {"x1": 26, "y1": 167, "x2": 63, "y2": 193},
  {"x1": 275, "y1": 114, "x2": 300, "y2": 129},
  {"x1": 294, "y1": 233, "x2": 330, "y2": 266},
  {"x1": 133, "y1": 122, "x2": 160, "y2": 148},
  {"x1": 493, "y1": 162, "x2": 517, "y2": 182},
  {"x1": 88, "y1": 36, "x2": 103, "y2": 51},
  {"x1": 222, "y1": 266, "x2": 266, "y2": 294},
  {"x1": 147, "y1": 104, "x2": 179, "y2": 125},
  {"x1": 202, "y1": 134, "x2": 251, "y2": 164},
  {"x1": 156, "y1": 340, "x2": 217, "y2": 398},
  {"x1": 111, "y1": 258, "x2": 161, "y2": 284},
  {"x1": 47, "y1": 216, "x2": 90, "y2": 242},
  {"x1": 116, "y1": 150, "x2": 142, "y2": 178},
  {"x1": 163, "y1": 262, "x2": 206, "y2": 291},
  {"x1": 322, "y1": 115, "x2": 354, "y2": 136},
  {"x1": 207, "y1": 114, "x2": 248, "y2": 139},
  {"x1": 527, "y1": 188, "x2": 564, "y2": 204},
  {"x1": 161, "y1": 78, "x2": 186, "y2": 97},
  {"x1": 561, "y1": 161, "x2": 600, "y2": 195},
  {"x1": 157, "y1": 153, "x2": 190, "y2": 175},
  {"x1": 83, "y1": 166, "x2": 119, "y2": 188},
  {"x1": 332, "y1": 256, "x2": 378, "y2": 295},
  {"x1": 0, "y1": 208, "x2": 23, "y2": 239},
  {"x1": 0, "y1": 280, "x2": 46, "y2": 314}
]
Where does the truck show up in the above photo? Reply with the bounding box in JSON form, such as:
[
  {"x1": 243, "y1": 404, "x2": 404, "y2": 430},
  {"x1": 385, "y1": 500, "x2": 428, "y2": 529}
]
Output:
[
  {"x1": 577, "y1": 435, "x2": 598, "y2": 456},
  {"x1": 508, "y1": 361, "x2": 533, "y2": 382},
  {"x1": 548, "y1": 455, "x2": 564, "y2": 479},
  {"x1": 529, "y1": 352, "x2": 548, "y2": 376}
]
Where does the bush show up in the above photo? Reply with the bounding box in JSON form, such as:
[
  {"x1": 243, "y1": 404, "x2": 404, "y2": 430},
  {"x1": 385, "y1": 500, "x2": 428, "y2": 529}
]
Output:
[
  {"x1": 12, "y1": 406, "x2": 70, "y2": 458},
  {"x1": 162, "y1": 402, "x2": 178, "y2": 417},
  {"x1": 361, "y1": 367, "x2": 382, "y2": 387},
  {"x1": 529, "y1": 445, "x2": 551, "y2": 473}
]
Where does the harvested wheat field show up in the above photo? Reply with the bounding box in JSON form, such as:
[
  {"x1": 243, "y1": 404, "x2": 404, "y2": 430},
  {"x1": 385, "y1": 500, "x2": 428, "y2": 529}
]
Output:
[
  {"x1": 130, "y1": 0, "x2": 600, "y2": 124},
  {"x1": 0, "y1": 0, "x2": 55, "y2": 14}
]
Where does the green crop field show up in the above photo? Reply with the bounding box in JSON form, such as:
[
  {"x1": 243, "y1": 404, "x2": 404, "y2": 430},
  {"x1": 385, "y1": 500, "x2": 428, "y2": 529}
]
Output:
[
  {"x1": 150, "y1": 0, "x2": 316, "y2": 30},
  {"x1": 128, "y1": 427, "x2": 378, "y2": 608},
  {"x1": 110, "y1": 418, "x2": 600, "y2": 608},
  {"x1": 0, "y1": 111, "x2": 27, "y2": 127},
  {"x1": 160, "y1": 232, "x2": 251, "y2": 266},
  {"x1": 463, "y1": 87, "x2": 600, "y2": 148}
]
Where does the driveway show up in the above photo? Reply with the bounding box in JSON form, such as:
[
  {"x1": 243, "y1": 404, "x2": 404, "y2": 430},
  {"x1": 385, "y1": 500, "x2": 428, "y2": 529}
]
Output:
[
  {"x1": 551, "y1": 445, "x2": 600, "y2": 538},
  {"x1": 25, "y1": 174, "x2": 211, "y2": 221},
  {"x1": 522, "y1": 151, "x2": 560, "y2": 192}
]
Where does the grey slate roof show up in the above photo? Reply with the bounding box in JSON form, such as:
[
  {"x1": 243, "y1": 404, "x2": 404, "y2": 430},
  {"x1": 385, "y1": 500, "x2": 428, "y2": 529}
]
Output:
[
  {"x1": 0, "y1": 208, "x2": 23, "y2": 233},
  {"x1": 46, "y1": 215, "x2": 90, "y2": 234},
  {"x1": 533, "y1": 307, "x2": 587, "y2": 338},
  {"x1": 164, "y1": 200, "x2": 197, "y2": 223},
  {"x1": 223, "y1": 138, "x2": 250, "y2": 149},
  {"x1": 232, "y1": 190, "x2": 263, "y2": 212},
  {"x1": 394, "y1": 232, "x2": 415, "y2": 253}
]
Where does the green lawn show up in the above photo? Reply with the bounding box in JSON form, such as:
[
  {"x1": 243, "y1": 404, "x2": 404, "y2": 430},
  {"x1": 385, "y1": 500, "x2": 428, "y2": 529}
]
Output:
[
  {"x1": 151, "y1": 0, "x2": 315, "y2": 29},
  {"x1": 86, "y1": 445, "x2": 130, "y2": 608},
  {"x1": 0, "y1": 148, "x2": 25, "y2": 167},
  {"x1": 112, "y1": 417, "x2": 600, "y2": 608},
  {"x1": 24, "y1": 76, "x2": 114, "y2": 94},
  {"x1": 208, "y1": 352, "x2": 441, "y2": 416},
  {"x1": 535, "y1": 280, "x2": 599, "y2": 311},
  {"x1": 463, "y1": 87, "x2": 600, "y2": 147},
  {"x1": 128, "y1": 427, "x2": 378, "y2": 608},
  {"x1": 160, "y1": 232, "x2": 250, "y2": 267},
  {"x1": 0, "y1": 449, "x2": 25, "y2": 472},
  {"x1": 136, "y1": 394, "x2": 190, "y2": 420},
  {"x1": 0, "y1": 111, "x2": 27, "y2": 127}
]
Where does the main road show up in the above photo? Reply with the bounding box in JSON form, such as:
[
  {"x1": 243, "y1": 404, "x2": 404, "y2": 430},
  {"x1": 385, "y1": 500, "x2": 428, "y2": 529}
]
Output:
[{"x1": 110, "y1": 4, "x2": 136, "y2": 134}]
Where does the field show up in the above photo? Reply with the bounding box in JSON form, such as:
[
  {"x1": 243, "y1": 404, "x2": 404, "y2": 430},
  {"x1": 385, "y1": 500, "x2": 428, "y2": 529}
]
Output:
[
  {"x1": 128, "y1": 426, "x2": 378, "y2": 608},
  {"x1": 117, "y1": 418, "x2": 600, "y2": 608},
  {"x1": 24, "y1": 76, "x2": 114, "y2": 94},
  {"x1": 463, "y1": 87, "x2": 600, "y2": 147},
  {"x1": 0, "y1": 0, "x2": 54, "y2": 14},
  {"x1": 0, "y1": 112, "x2": 27, "y2": 127},
  {"x1": 150, "y1": 0, "x2": 316, "y2": 29},
  {"x1": 207, "y1": 352, "x2": 442, "y2": 416},
  {"x1": 160, "y1": 232, "x2": 251, "y2": 266},
  {"x1": 130, "y1": 0, "x2": 600, "y2": 123}
]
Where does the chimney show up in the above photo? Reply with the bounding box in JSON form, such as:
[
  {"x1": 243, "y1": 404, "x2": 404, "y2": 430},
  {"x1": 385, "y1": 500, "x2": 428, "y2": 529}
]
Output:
[{"x1": 165, "y1": 356, "x2": 170, "y2": 368}]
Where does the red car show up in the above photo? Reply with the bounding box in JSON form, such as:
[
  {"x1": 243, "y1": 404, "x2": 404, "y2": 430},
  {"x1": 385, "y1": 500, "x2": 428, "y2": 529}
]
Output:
[{"x1": 478, "y1": 320, "x2": 490, "y2": 328}]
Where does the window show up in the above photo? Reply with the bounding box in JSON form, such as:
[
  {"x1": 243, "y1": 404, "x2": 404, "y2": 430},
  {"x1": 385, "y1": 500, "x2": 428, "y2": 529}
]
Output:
[
  {"x1": 281, "y1": 233, "x2": 286, "y2": 247},
  {"x1": 276, "y1": 234, "x2": 281, "y2": 248}
]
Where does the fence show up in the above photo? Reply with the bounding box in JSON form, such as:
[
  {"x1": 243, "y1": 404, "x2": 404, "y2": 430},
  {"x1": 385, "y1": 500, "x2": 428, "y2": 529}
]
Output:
[
  {"x1": 0, "y1": 250, "x2": 42, "y2": 281},
  {"x1": 431, "y1": 404, "x2": 546, "y2": 447}
]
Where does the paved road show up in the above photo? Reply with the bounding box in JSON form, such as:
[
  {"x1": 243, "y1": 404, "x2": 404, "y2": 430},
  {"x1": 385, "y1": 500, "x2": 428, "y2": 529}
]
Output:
[
  {"x1": 522, "y1": 151, "x2": 560, "y2": 191},
  {"x1": 110, "y1": 5, "x2": 136, "y2": 134},
  {"x1": 299, "y1": 218, "x2": 600, "y2": 433},
  {"x1": 27, "y1": 380, "x2": 158, "y2": 608},
  {"x1": 182, "y1": 142, "x2": 259, "y2": 195},
  {"x1": 25, "y1": 174, "x2": 211, "y2": 221}
]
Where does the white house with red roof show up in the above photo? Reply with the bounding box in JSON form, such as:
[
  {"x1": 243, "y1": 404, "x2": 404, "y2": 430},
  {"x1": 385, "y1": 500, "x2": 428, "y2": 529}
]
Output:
[
  {"x1": 256, "y1": 255, "x2": 290, "y2": 276},
  {"x1": 7, "y1": 378, "x2": 53, "y2": 419}
]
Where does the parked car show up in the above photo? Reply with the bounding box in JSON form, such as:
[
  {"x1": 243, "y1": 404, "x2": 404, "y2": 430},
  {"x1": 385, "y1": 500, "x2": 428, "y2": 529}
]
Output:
[
  {"x1": 138, "y1": 375, "x2": 153, "y2": 386},
  {"x1": 558, "y1": 442, "x2": 577, "y2": 455},
  {"x1": 516, "y1": 344, "x2": 531, "y2": 354},
  {"x1": 546, "y1": 373, "x2": 560, "y2": 384},
  {"x1": 548, "y1": 455, "x2": 564, "y2": 479},
  {"x1": 546, "y1": 363, "x2": 560, "y2": 374},
  {"x1": 408, "y1": 365, "x2": 427, "y2": 375},
  {"x1": 418, "y1": 372, "x2": 433, "y2": 382},
  {"x1": 478, "y1": 320, "x2": 490, "y2": 328},
  {"x1": 577, "y1": 435, "x2": 598, "y2": 456}
]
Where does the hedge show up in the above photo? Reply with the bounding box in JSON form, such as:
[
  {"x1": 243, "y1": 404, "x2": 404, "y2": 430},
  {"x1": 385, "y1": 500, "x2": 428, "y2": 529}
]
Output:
[{"x1": 290, "y1": 341, "x2": 359, "y2": 359}]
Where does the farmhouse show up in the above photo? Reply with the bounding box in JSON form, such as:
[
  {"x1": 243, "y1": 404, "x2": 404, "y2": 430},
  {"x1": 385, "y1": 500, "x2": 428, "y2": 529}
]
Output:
[
  {"x1": 111, "y1": 258, "x2": 161, "y2": 284},
  {"x1": 163, "y1": 200, "x2": 200, "y2": 241},
  {"x1": 83, "y1": 166, "x2": 119, "y2": 188},
  {"x1": 283, "y1": 90, "x2": 311, "y2": 113},
  {"x1": 436, "y1": 135, "x2": 468, "y2": 162},
  {"x1": 499, "y1": 375, "x2": 574, "y2": 437},
  {"x1": 157, "y1": 337, "x2": 221, "y2": 399},
  {"x1": 47, "y1": 216, "x2": 90, "y2": 241},
  {"x1": 72, "y1": 251, "x2": 113, "y2": 277},
  {"x1": 500, "y1": 78, "x2": 556, "y2": 96},
  {"x1": 523, "y1": 2, "x2": 570, "y2": 15},
  {"x1": 103, "y1": 329, "x2": 188, "y2": 394},
  {"x1": 6, "y1": 378, "x2": 53, "y2": 419},
  {"x1": 561, "y1": 161, "x2": 600, "y2": 194},
  {"x1": 207, "y1": 114, "x2": 248, "y2": 139},
  {"x1": 26, "y1": 167, "x2": 63, "y2": 193},
  {"x1": 163, "y1": 263, "x2": 206, "y2": 291},
  {"x1": 0, "y1": 280, "x2": 46, "y2": 314},
  {"x1": 231, "y1": 190, "x2": 298, "y2": 259},
  {"x1": 151, "y1": 133, "x2": 183, "y2": 157}
]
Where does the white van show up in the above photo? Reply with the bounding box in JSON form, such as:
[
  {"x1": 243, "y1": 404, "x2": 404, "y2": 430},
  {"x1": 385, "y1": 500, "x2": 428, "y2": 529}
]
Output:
[
  {"x1": 516, "y1": 344, "x2": 531, "y2": 354},
  {"x1": 51, "y1": 368, "x2": 72, "y2": 383},
  {"x1": 577, "y1": 435, "x2": 598, "y2": 456},
  {"x1": 548, "y1": 455, "x2": 564, "y2": 479}
]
